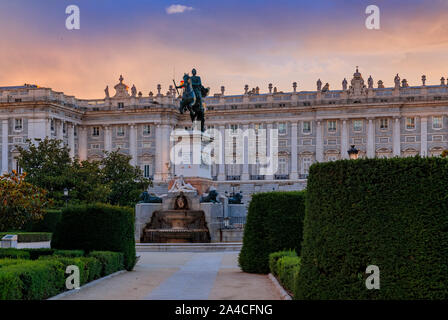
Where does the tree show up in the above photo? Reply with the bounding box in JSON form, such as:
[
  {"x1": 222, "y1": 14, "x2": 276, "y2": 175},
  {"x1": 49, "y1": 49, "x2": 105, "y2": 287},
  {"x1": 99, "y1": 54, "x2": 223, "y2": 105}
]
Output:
[
  {"x1": 16, "y1": 138, "x2": 73, "y2": 203},
  {"x1": 101, "y1": 150, "x2": 151, "y2": 206},
  {"x1": 69, "y1": 160, "x2": 110, "y2": 204},
  {"x1": 0, "y1": 171, "x2": 52, "y2": 230}
]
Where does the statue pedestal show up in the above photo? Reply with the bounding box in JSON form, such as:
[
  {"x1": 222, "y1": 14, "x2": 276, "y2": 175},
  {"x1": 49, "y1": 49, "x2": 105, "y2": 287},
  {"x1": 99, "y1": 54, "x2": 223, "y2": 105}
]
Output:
[{"x1": 170, "y1": 124, "x2": 214, "y2": 194}]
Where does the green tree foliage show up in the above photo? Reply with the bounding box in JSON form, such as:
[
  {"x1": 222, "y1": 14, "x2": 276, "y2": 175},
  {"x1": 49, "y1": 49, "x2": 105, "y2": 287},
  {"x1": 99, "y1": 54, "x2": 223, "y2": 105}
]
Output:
[
  {"x1": 0, "y1": 171, "x2": 51, "y2": 230},
  {"x1": 100, "y1": 150, "x2": 150, "y2": 206},
  {"x1": 15, "y1": 138, "x2": 150, "y2": 207},
  {"x1": 296, "y1": 157, "x2": 448, "y2": 299}
]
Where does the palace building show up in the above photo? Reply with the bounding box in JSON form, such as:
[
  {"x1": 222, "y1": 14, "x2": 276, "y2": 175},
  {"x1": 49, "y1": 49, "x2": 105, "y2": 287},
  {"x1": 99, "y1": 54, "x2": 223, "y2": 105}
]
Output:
[{"x1": 1, "y1": 68, "x2": 448, "y2": 202}]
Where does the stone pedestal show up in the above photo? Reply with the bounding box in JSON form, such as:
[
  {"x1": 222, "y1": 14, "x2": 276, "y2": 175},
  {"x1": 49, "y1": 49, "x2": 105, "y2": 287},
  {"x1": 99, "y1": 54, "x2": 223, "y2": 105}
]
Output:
[
  {"x1": 200, "y1": 202, "x2": 224, "y2": 242},
  {"x1": 135, "y1": 203, "x2": 163, "y2": 243}
]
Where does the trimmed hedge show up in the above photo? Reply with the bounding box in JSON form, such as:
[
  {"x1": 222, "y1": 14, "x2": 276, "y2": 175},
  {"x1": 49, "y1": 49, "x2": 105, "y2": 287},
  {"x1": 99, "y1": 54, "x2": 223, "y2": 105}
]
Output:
[
  {"x1": 296, "y1": 157, "x2": 448, "y2": 299},
  {"x1": 269, "y1": 250, "x2": 297, "y2": 277},
  {"x1": 22, "y1": 248, "x2": 54, "y2": 260},
  {"x1": 239, "y1": 191, "x2": 306, "y2": 274},
  {"x1": 0, "y1": 259, "x2": 65, "y2": 300},
  {"x1": 22, "y1": 209, "x2": 61, "y2": 232},
  {"x1": 88, "y1": 251, "x2": 124, "y2": 276},
  {"x1": 0, "y1": 232, "x2": 52, "y2": 243},
  {"x1": 269, "y1": 251, "x2": 301, "y2": 297},
  {"x1": 51, "y1": 203, "x2": 136, "y2": 271},
  {"x1": 0, "y1": 248, "x2": 30, "y2": 260},
  {"x1": 53, "y1": 250, "x2": 85, "y2": 258}
]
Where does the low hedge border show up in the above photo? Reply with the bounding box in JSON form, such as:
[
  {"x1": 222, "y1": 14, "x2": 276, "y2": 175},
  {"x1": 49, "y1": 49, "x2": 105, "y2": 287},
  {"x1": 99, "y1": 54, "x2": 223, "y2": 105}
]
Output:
[
  {"x1": 0, "y1": 250, "x2": 124, "y2": 300},
  {"x1": 0, "y1": 232, "x2": 52, "y2": 243},
  {"x1": 269, "y1": 251, "x2": 301, "y2": 298}
]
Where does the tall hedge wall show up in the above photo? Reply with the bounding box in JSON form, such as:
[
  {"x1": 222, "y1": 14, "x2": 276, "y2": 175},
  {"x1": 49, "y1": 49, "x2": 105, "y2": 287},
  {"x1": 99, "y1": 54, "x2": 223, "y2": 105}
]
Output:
[
  {"x1": 51, "y1": 204, "x2": 136, "y2": 271},
  {"x1": 239, "y1": 191, "x2": 306, "y2": 274},
  {"x1": 296, "y1": 157, "x2": 448, "y2": 299}
]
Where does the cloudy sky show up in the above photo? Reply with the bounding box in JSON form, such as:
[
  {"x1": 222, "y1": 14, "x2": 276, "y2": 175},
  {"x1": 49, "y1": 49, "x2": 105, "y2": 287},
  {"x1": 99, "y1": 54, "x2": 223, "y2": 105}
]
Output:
[{"x1": 0, "y1": 0, "x2": 447, "y2": 98}]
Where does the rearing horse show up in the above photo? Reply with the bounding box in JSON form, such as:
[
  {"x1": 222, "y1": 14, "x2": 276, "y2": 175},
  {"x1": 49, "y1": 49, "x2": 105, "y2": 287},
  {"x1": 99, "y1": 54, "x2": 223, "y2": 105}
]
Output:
[{"x1": 176, "y1": 74, "x2": 205, "y2": 132}]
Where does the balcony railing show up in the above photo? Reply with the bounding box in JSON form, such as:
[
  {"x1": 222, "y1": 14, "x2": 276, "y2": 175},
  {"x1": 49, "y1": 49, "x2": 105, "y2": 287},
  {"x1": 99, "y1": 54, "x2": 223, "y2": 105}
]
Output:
[
  {"x1": 274, "y1": 174, "x2": 289, "y2": 180},
  {"x1": 298, "y1": 174, "x2": 309, "y2": 179},
  {"x1": 227, "y1": 175, "x2": 241, "y2": 181},
  {"x1": 250, "y1": 175, "x2": 265, "y2": 180}
]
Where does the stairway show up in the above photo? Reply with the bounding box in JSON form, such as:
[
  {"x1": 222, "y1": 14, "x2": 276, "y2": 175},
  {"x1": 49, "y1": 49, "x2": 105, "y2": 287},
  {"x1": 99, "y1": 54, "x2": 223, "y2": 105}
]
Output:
[{"x1": 136, "y1": 242, "x2": 242, "y2": 252}]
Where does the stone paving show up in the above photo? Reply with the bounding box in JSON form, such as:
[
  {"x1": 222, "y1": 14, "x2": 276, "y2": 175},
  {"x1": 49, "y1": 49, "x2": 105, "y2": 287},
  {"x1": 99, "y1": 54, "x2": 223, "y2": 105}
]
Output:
[{"x1": 55, "y1": 251, "x2": 281, "y2": 300}]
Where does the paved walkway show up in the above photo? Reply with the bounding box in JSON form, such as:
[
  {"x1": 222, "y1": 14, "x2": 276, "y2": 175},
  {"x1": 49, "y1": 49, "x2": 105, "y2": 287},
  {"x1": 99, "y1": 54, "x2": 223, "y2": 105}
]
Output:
[{"x1": 55, "y1": 251, "x2": 281, "y2": 300}]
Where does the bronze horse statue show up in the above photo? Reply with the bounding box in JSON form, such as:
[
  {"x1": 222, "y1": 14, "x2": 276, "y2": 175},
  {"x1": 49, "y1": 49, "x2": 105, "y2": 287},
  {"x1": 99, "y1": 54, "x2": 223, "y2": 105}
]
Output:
[{"x1": 175, "y1": 72, "x2": 209, "y2": 132}]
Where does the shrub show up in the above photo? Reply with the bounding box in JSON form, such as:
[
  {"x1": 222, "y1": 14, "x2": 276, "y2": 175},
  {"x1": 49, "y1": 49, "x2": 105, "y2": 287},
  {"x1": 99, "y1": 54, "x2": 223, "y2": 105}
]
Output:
[
  {"x1": 22, "y1": 248, "x2": 54, "y2": 260},
  {"x1": 53, "y1": 250, "x2": 85, "y2": 257},
  {"x1": 88, "y1": 251, "x2": 124, "y2": 276},
  {"x1": 0, "y1": 258, "x2": 25, "y2": 268},
  {"x1": 269, "y1": 250, "x2": 297, "y2": 277},
  {"x1": 277, "y1": 256, "x2": 301, "y2": 295},
  {"x1": 0, "y1": 232, "x2": 52, "y2": 243},
  {"x1": 0, "y1": 248, "x2": 30, "y2": 260},
  {"x1": 0, "y1": 259, "x2": 65, "y2": 300},
  {"x1": 23, "y1": 210, "x2": 61, "y2": 232},
  {"x1": 239, "y1": 191, "x2": 306, "y2": 274},
  {"x1": 296, "y1": 157, "x2": 448, "y2": 299},
  {"x1": 51, "y1": 203, "x2": 136, "y2": 270}
]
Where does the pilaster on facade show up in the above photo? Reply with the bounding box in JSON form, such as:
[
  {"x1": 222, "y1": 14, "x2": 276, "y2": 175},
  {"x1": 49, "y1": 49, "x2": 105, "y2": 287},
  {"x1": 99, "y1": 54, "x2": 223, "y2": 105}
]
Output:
[
  {"x1": 290, "y1": 121, "x2": 298, "y2": 180},
  {"x1": 104, "y1": 125, "x2": 112, "y2": 153},
  {"x1": 393, "y1": 117, "x2": 401, "y2": 156},
  {"x1": 241, "y1": 124, "x2": 250, "y2": 181},
  {"x1": 420, "y1": 116, "x2": 428, "y2": 156},
  {"x1": 2, "y1": 119, "x2": 9, "y2": 174},
  {"x1": 129, "y1": 124, "x2": 137, "y2": 166},
  {"x1": 367, "y1": 118, "x2": 375, "y2": 158},
  {"x1": 217, "y1": 124, "x2": 226, "y2": 181},
  {"x1": 340, "y1": 119, "x2": 349, "y2": 159},
  {"x1": 78, "y1": 126, "x2": 88, "y2": 161},
  {"x1": 316, "y1": 121, "x2": 324, "y2": 162},
  {"x1": 68, "y1": 123, "x2": 75, "y2": 159}
]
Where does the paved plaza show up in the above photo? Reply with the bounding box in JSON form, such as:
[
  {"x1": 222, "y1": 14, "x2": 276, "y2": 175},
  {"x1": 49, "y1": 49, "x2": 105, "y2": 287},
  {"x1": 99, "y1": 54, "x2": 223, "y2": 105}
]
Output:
[{"x1": 54, "y1": 251, "x2": 281, "y2": 300}]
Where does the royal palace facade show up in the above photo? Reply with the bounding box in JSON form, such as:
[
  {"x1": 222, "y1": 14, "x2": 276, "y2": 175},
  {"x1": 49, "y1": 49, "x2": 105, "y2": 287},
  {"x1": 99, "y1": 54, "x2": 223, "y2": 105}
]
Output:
[{"x1": 1, "y1": 68, "x2": 448, "y2": 202}]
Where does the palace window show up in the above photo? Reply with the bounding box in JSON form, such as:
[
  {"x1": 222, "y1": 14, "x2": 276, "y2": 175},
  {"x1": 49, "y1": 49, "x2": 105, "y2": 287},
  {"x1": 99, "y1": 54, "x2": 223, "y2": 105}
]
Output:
[
  {"x1": 117, "y1": 126, "x2": 125, "y2": 137},
  {"x1": 327, "y1": 120, "x2": 337, "y2": 133},
  {"x1": 230, "y1": 124, "x2": 238, "y2": 134},
  {"x1": 353, "y1": 120, "x2": 363, "y2": 132},
  {"x1": 302, "y1": 121, "x2": 311, "y2": 134},
  {"x1": 14, "y1": 118, "x2": 23, "y2": 131},
  {"x1": 406, "y1": 117, "x2": 416, "y2": 130},
  {"x1": 63, "y1": 122, "x2": 67, "y2": 135},
  {"x1": 143, "y1": 164, "x2": 152, "y2": 178},
  {"x1": 143, "y1": 125, "x2": 151, "y2": 135},
  {"x1": 278, "y1": 157, "x2": 288, "y2": 175},
  {"x1": 74, "y1": 126, "x2": 77, "y2": 137},
  {"x1": 51, "y1": 119, "x2": 55, "y2": 132},
  {"x1": 118, "y1": 102, "x2": 124, "y2": 109},
  {"x1": 380, "y1": 118, "x2": 389, "y2": 130},
  {"x1": 302, "y1": 157, "x2": 312, "y2": 174},
  {"x1": 278, "y1": 123, "x2": 287, "y2": 135},
  {"x1": 433, "y1": 116, "x2": 443, "y2": 129},
  {"x1": 92, "y1": 127, "x2": 100, "y2": 136}
]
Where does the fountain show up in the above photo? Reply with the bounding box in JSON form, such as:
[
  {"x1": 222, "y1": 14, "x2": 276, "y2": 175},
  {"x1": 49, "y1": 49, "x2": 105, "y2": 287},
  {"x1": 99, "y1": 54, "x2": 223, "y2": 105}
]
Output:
[{"x1": 141, "y1": 184, "x2": 211, "y2": 243}]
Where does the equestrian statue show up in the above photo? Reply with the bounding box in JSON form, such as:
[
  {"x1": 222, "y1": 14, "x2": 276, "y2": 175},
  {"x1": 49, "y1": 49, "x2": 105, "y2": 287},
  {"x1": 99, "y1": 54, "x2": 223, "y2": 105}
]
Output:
[{"x1": 174, "y1": 68, "x2": 209, "y2": 132}]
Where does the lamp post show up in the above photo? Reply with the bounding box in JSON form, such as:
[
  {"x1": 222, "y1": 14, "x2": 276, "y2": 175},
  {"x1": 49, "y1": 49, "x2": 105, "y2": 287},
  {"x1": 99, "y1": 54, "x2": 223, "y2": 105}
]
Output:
[
  {"x1": 347, "y1": 145, "x2": 359, "y2": 160},
  {"x1": 63, "y1": 188, "x2": 69, "y2": 207}
]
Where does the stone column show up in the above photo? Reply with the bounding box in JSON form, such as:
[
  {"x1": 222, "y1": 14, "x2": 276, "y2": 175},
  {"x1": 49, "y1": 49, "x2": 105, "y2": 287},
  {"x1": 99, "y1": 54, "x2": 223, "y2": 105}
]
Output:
[
  {"x1": 104, "y1": 126, "x2": 112, "y2": 153},
  {"x1": 57, "y1": 120, "x2": 64, "y2": 144},
  {"x1": 78, "y1": 126, "x2": 88, "y2": 161},
  {"x1": 340, "y1": 119, "x2": 348, "y2": 159},
  {"x1": 129, "y1": 124, "x2": 137, "y2": 166},
  {"x1": 420, "y1": 116, "x2": 428, "y2": 156},
  {"x1": 68, "y1": 123, "x2": 75, "y2": 159},
  {"x1": 217, "y1": 125, "x2": 226, "y2": 181},
  {"x1": 154, "y1": 124, "x2": 171, "y2": 181},
  {"x1": 45, "y1": 118, "x2": 52, "y2": 138},
  {"x1": 367, "y1": 118, "x2": 375, "y2": 158},
  {"x1": 242, "y1": 124, "x2": 250, "y2": 181},
  {"x1": 290, "y1": 121, "x2": 298, "y2": 179},
  {"x1": 266, "y1": 122, "x2": 274, "y2": 180},
  {"x1": 393, "y1": 117, "x2": 401, "y2": 156},
  {"x1": 316, "y1": 120, "x2": 324, "y2": 162},
  {"x1": 2, "y1": 119, "x2": 9, "y2": 174}
]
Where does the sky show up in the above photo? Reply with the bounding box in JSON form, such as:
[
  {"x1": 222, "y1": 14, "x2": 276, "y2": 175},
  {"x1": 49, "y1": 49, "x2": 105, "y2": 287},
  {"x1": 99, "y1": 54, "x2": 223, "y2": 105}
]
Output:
[{"x1": 0, "y1": 0, "x2": 448, "y2": 99}]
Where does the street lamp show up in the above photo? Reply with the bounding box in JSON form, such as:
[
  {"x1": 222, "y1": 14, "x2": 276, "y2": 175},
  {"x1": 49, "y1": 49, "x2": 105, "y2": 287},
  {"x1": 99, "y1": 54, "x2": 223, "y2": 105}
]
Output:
[
  {"x1": 63, "y1": 188, "x2": 69, "y2": 207},
  {"x1": 347, "y1": 145, "x2": 359, "y2": 160}
]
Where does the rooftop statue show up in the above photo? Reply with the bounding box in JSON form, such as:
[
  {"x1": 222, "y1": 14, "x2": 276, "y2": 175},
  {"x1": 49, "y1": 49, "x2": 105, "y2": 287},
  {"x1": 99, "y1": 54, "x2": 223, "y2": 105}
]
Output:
[{"x1": 174, "y1": 68, "x2": 209, "y2": 132}]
